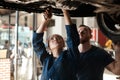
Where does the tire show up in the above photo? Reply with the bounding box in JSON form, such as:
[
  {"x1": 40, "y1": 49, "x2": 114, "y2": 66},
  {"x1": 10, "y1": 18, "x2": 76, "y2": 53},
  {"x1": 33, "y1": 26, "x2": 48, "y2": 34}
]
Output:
[{"x1": 96, "y1": 12, "x2": 120, "y2": 42}]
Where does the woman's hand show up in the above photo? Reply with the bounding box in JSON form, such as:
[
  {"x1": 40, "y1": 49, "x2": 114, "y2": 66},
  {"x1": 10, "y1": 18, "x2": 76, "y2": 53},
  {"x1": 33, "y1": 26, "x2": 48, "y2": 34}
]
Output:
[
  {"x1": 43, "y1": 7, "x2": 52, "y2": 21},
  {"x1": 37, "y1": 7, "x2": 52, "y2": 33}
]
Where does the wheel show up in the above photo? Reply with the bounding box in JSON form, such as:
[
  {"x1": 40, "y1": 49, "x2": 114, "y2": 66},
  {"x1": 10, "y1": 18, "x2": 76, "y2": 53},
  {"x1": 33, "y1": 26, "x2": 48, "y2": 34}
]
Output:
[{"x1": 96, "y1": 12, "x2": 120, "y2": 42}]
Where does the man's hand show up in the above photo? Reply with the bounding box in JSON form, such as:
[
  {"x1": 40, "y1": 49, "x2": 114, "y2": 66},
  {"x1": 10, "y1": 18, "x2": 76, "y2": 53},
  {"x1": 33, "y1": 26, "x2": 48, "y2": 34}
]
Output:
[{"x1": 113, "y1": 41, "x2": 120, "y2": 53}]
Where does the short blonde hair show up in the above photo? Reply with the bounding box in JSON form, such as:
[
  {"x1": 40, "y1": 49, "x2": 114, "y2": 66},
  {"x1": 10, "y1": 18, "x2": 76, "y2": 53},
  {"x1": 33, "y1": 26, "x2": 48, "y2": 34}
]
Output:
[{"x1": 47, "y1": 34, "x2": 65, "y2": 49}]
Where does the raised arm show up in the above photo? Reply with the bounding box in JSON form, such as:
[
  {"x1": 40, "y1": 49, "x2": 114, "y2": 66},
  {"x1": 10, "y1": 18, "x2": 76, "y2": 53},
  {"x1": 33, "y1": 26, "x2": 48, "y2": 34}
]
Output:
[
  {"x1": 32, "y1": 8, "x2": 52, "y2": 63},
  {"x1": 62, "y1": 9, "x2": 80, "y2": 57},
  {"x1": 62, "y1": 9, "x2": 72, "y2": 25},
  {"x1": 37, "y1": 8, "x2": 52, "y2": 33},
  {"x1": 106, "y1": 41, "x2": 120, "y2": 75}
]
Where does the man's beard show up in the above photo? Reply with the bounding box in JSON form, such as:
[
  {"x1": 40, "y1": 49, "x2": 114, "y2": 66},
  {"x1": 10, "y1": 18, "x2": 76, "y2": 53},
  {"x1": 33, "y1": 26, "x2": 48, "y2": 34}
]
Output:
[{"x1": 80, "y1": 38, "x2": 89, "y2": 44}]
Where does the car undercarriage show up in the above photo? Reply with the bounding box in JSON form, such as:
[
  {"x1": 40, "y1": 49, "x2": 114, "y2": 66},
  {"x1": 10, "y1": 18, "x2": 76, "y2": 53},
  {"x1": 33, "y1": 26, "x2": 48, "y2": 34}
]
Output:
[{"x1": 0, "y1": 0, "x2": 120, "y2": 42}]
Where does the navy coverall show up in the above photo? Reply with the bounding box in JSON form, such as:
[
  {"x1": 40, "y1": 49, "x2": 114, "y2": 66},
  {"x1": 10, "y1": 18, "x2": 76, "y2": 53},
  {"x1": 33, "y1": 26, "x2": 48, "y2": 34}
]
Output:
[{"x1": 33, "y1": 24, "x2": 80, "y2": 80}]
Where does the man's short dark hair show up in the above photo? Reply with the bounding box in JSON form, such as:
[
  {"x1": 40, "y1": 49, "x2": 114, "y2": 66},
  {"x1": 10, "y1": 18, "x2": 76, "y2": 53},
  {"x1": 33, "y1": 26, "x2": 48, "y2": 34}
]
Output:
[{"x1": 79, "y1": 24, "x2": 92, "y2": 33}]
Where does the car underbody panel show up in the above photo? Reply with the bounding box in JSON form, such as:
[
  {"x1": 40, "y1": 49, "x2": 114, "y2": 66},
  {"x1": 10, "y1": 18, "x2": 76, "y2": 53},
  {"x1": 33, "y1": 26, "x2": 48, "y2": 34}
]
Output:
[{"x1": 0, "y1": 0, "x2": 120, "y2": 42}]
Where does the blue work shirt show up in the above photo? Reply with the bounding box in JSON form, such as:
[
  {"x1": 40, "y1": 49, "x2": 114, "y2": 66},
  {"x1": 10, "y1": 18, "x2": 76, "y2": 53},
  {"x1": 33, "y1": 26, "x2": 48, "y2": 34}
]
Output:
[{"x1": 33, "y1": 24, "x2": 80, "y2": 80}]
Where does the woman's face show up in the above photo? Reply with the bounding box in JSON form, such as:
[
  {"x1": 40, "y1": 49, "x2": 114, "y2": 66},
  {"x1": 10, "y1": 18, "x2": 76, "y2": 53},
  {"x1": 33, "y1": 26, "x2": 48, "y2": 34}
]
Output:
[{"x1": 48, "y1": 34, "x2": 65, "y2": 50}]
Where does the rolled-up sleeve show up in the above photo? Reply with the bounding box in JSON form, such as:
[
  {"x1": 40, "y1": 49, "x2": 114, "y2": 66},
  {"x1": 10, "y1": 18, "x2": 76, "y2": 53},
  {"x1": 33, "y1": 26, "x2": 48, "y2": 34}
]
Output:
[
  {"x1": 65, "y1": 24, "x2": 80, "y2": 57},
  {"x1": 32, "y1": 31, "x2": 49, "y2": 64}
]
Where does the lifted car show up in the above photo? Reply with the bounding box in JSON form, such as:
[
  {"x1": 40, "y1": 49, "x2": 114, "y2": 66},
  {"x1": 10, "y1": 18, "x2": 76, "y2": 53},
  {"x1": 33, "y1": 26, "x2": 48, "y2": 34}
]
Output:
[{"x1": 0, "y1": 0, "x2": 120, "y2": 42}]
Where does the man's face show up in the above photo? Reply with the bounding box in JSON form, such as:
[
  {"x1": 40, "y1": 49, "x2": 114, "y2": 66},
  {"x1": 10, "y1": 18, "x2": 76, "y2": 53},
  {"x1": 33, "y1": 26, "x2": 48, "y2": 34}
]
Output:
[{"x1": 78, "y1": 26, "x2": 92, "y2": 44}]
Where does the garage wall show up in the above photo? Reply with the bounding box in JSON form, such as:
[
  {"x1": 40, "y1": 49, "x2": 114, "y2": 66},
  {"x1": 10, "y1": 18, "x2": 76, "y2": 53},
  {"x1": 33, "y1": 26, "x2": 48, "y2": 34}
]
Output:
[{"x1": 0, "y1": 59, "x2": 11, "y2": 80}]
